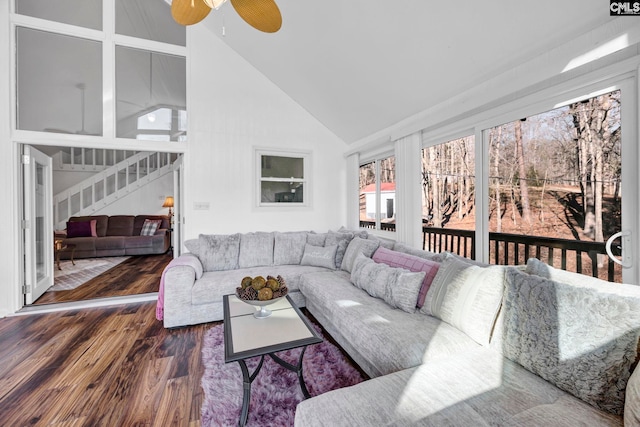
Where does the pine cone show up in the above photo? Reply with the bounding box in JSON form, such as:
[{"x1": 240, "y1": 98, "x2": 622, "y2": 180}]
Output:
[{"x1": 276, "y1": 275, "x2": 286, "y2": 287}]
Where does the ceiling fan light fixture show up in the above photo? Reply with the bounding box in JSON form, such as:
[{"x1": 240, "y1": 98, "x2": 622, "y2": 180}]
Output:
[
  {"x1": 230, "y1": 0, "x2": 282, "y2": 33},
  {"x1": 171, "y1": 0, "x2": 211, "y2": 25},
  {"x1": 203, "y1": 0, "x2": 228, "y2": 9}
]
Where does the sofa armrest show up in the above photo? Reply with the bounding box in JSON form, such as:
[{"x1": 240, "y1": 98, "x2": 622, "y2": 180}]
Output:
[{"x1": 162, "y1": 254, "x2": 203, "y2": 328}]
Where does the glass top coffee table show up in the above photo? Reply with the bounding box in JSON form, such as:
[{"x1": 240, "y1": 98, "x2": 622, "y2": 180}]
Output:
[{"x1": 223, "y1": 294, "x2": 323, "y2": 427}]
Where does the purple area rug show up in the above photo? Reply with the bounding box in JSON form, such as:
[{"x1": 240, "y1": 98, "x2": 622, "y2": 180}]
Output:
[{"x1": 200, "y1": 320, "x2": 365, "y2": 427}]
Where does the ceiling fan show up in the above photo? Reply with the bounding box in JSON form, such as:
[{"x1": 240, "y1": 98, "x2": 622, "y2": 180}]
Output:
[{"x1": 171, "y1": 0, "x2": 282, "y2": 33}]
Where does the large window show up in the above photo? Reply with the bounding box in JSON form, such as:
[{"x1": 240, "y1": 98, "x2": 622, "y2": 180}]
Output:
[
  {"x1": 487, "y1": 90, "x2": 622, "y2": 281},
  {"x1": 256, "y1": 149, "x2": 310, "y2": 207},
  {"x1": 16, "y1": 28, "x2": 102, "y2": 135},
  {"x1": 421, "y1": 136, "x2": 475, "y2": 256},
  {"x1": 359, "y1": 156, "x2": 396, "y2": 231},
  {"x1": 14, "y1": 0, "x2": 186, "y2": 143}
]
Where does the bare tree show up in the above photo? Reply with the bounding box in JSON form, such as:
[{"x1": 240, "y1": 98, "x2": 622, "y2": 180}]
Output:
[{"x1": 515, "y1": 119, "x2": 532, "y2": 225}]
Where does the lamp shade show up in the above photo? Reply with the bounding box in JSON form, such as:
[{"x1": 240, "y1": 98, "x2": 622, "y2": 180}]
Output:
[{"x1": 162, "y1": 196, "x2": 175, "y2": 208}]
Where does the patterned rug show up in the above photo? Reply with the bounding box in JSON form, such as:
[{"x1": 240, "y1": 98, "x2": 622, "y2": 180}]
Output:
[
  {"x1": 49, "y1": 256, "x2": 130, "y2": 291},
  {"x1": 200, "y1": 320, "x2": 365, "y2": 427}
]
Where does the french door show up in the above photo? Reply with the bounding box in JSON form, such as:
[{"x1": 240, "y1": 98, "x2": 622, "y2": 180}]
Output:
[{"x1": 23, "y1": 145, "x2": 53, "y2": 304}]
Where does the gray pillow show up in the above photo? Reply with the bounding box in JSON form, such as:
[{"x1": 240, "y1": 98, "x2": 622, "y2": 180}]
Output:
[
  {"x1": 238, "y1": 232, "x2": 274, "y2": 268},
  {"x1": 306, "y1": 232, "x2": 327, "y2": 247},
  {"x1": 183, "y1": 238, "x2": 200, "y2": 256},
  {"x1": 341, "y1": 236, "x2": 379, "y2": 273},
  {"x1": 273, "y1": 231, "x2": 308, "y2": 265},
  {"x1": 326, "y1": 230, "x2": 354, "y2": 269},
  {"x1": 198, "y1": 233, "x2": 240, "y2": 271},
  {"x1": 503, "y1": 268, "x2": 640, "y2": 415},
  {"x1": 392, "y1": 242, "x2": 440, "y2": 261},
  {"x1": 422, "y1": 256, "x2": 505, "y2": 345},
  {"x1": 350, "y1": 254, "x2": 425, "y2": 313},
  {"x1": 300, "y1": 244, "x2": 338, "y2": 270},
  {"x1": 367, "y1": 234, "x2": 395, "y2": 249}
]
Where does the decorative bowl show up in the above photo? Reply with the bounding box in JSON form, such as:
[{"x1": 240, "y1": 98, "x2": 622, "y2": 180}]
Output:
[{"x1": 235, "y1": 290, "x2": 288, "y2": 319}]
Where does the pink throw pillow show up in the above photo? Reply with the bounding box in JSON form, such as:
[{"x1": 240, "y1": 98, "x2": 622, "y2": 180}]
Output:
[
  {"x1": 372, "y1": 246, "x2": 440, "y2": 308},
  {"x1": 90, "y1": 219, "x2": 98, "y2": 237}
]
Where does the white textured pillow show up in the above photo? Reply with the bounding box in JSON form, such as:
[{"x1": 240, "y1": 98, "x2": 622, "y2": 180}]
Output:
[
  {"x1": 238, "y1": 232, "x2": 274, "y2": 268},
  {"x1": 300, "y1": 244, "x2": 338, "y2": 270},
  {"x1": 625, "y1": 366, "x2": 640, "y2": 423},
  {"x1": 504, "y1": 268, "x2": 640, "y2": 415},
  {"x1": 422, "y1": 256, "x2": 505, "y2": 345},
  {"x1": 350, "y1": 254, "x2": 425, "y2": 313},
  {"x1": 341, "y1": 237, "x2": 380, "y2": 273},
  {"x1": 273, "y1": 231, "x2": 308, "y2": 265}
]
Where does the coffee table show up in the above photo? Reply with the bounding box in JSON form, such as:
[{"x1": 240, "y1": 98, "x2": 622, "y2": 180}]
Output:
[{"x1": 223, "y1": 294, "x2": 323, "y2": 427}]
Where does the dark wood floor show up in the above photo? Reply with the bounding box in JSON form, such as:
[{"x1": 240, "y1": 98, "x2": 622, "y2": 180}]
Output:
[
  {"x1": 35, "y1": 253, "x2": 173, "y2": 305},
  {"x1": 0, "y1": 301, "x2": 216, "y2": 426}
]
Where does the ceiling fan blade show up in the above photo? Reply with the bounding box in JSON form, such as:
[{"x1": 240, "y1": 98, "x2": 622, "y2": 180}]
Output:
[
  {"x1": 172, "y1": 0, "x2": 211, "y2": 25},
  {"x1": 230, "y1": 0, "x2": 282, "y2": 33}
]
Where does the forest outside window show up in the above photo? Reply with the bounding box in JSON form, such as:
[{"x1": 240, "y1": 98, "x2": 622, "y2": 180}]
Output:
[
  {"x1": 257, "y1": 150, "x2": 309, "y2": 206},
  {"x1": 359, "y1": 156, "x2": 396, "y2": 231}
]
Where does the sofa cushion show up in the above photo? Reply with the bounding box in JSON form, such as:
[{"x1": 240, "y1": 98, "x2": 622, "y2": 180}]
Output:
[
  {"x1": 350, "y1": 254, "x2": 425, "y2": 313},
  {"x1": 106, "y1": 215, "x2": 135, "y2": 236},
  {"x1": 294, "y1": 347, "x2": 623, "y2": 427},
  {"x1": 198, "y1": 234, "x2": 240, "y2": 271},
  {"x1": 94, "y1": 236, "x2": 125, "y2": 251},
  {"x1": 422, "y1": 256, "x2": 505, "y2": 346},
  {"x1": 367, "y1": 234, "x2": 395, "y2": 249},
  {"x1": 66, "y1": 220, "x2": 92, "y2": 238},
  {"x1": 183, "y1": 238, "x2": 200, "y2": 256},
  {"x1": 502, "y1": 268, "x2": 640, "y2": 415},
  {"x1": 273, "y1": 231, "x2": 308, "y2": 265},
  {"x1": 300, "y1": 244, "x2": 337, "y2": 270},
  {"x1": 191, "y1": 265, "x2": 329, "y2": 306},
  {"x1": 300, "y1": 271, "x2": 482, "y2": 377},
  {"x1": 372, "y1": 246, "x2": 440, "y2": 308},
  {"x1": 341, "y1": 237, "x2": 379, "y2": 273},
  {"x1": 306, "y1": 232, "x2": 327, "y2": 247},
  {"x1": 239, "y1": 232, "x2": 274, "y2": 268}
]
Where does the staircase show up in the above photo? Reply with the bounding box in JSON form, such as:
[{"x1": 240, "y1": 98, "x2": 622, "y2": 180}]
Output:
[{"x1": 53, "y1": 149, "x2": 177, "y2": 230}]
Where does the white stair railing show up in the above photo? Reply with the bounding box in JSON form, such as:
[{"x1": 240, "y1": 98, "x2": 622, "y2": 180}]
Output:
[
  {"x1": 53, "y1": 151, "x2": 175, "y2": 230},
  {"x1": 53, "y1": 147, "x2": 138, "y2": 171}
]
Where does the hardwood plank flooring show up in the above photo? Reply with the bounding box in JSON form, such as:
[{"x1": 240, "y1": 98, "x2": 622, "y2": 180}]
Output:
[
  {"x1": 34, "y1": 253, "x2": 172, "y2": 305},
  {"x1": 0, "y1": 302, "x2": 215, "y2": 426}
]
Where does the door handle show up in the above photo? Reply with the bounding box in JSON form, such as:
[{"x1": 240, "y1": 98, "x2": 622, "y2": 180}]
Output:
[{"x1": 606, "y1": 231, "x2": 632, "y2": 268}]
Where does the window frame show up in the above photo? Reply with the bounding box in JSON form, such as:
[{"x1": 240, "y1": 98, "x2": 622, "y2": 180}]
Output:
[
  {"x1": 254, "y1": 148, "x2": 311, "y2": 208},
  {"x1": 358, "y1": 154, "x2": 396, "y2": 232}
]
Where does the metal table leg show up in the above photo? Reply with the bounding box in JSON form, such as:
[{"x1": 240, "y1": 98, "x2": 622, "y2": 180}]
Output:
[
  {"x1": 269, "y1": 345, "x2": 311, "y2": 399},
  {"x1": 237, "y1": 356, "x2": 265, "y2": 427}
]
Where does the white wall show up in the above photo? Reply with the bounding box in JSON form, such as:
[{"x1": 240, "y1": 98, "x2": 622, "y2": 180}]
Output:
[
  {"x1": 183, "y1": 25, "x2": 348, "y2": 237},
  {"x1": 91, "y1": 172, "x2": 173, "y2": 217}
]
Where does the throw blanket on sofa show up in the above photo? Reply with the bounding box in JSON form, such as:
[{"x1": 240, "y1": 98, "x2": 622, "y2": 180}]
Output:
[{"x1": 156, "y1": 254, "x2": 203, "y2": 321}]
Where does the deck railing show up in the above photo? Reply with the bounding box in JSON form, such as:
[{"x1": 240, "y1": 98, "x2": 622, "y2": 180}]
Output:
[{"x1": 359, "y1": 220, "x2": 621, "y2": 282}]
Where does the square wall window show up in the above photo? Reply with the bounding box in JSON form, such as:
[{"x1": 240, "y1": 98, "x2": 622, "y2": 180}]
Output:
[{"x1": 256, "y1": 150, "x2": 310, "y2": 206}]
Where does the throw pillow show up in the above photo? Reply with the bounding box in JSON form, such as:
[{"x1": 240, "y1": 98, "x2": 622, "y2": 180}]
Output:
[
  {"x1": 238, "y1": 232, "x2": 274, "y2": 268},
  {"x1": 367, "y1": 234, "x2": 395, "y2": 249},
  {"x1": 372, "y1": 246, "x2": 440, "y2": 308},
  {"x1": 183, "y1": 238, "x2": 200, "y2": 256},
  {"x1": 198, "y1": 233, "x2": 241, "y2": 271},
  {"x1": 341, "y1": 237, "x2": 380, "y2": 273},
  {"x1": 66, "y1": 221, "x2": 92, "y2": 238},
  {"x1": 306, "y1": 232, "x2": 327, "y2": 247},
  {"x1": 422, "y1": 256, "x2": 505, "y2": 346},
  {"x1": 140, "y1": 219, "x2": 162, "y2": 236},
  {"x1": 351, "y1": 254, "x2": 425, "y2": 313},
  {"x1": 625, "y1": 365, "x2": 640, "y2": 423},
  {"x1": 326, "y1": 230, "x2": 355, "y2": 269},
  {"x1": 273, "y1": 231, "x2": 308, "y2": 265},
  {"x1": 89, "y1": 219, "x2": 98, "y2": 237},
  {"x1": 503, "y1": 268, "x2": 640, "y2": 415},
  {"x1": 392, "y1": 242, "x2": 440, "y2": 261},
  {"x1": 300, "y1": 244, "x2": 338, "y2": 270}
]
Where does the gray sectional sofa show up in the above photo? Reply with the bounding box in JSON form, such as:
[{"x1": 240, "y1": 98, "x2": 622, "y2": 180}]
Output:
[{"x1": 161, "y1": 228, "x2": 640, "y2": 426}]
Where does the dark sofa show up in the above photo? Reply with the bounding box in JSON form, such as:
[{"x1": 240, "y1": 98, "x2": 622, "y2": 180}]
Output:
[{"x1": 58, "y1": 215, "x2": 171, "y2": 260}]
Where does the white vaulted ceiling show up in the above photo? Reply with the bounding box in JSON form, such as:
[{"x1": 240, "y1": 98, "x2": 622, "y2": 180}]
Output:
[{"x1": 203, "y1": 1, "x2": 612, "y2": 144}]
